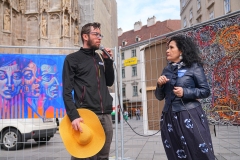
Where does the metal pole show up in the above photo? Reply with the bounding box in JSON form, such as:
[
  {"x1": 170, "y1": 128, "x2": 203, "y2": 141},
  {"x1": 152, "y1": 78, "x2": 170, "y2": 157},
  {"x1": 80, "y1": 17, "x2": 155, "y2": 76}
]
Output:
[
  {"x1": 118, "y1": 47, "x2": 124, "y2": 159},
  {"x1": 140, "y1": 47, "x2": 148, "y2": 134},
  {"x1": 114, "y1": 47, "x2": 119, "y2": 160}
]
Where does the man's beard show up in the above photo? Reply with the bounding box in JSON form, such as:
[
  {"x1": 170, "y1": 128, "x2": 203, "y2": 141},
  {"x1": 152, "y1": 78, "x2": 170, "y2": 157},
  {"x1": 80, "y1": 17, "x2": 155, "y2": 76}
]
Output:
[{"x1": 87, "y1": 38, "x2": 99, "y2": 50}]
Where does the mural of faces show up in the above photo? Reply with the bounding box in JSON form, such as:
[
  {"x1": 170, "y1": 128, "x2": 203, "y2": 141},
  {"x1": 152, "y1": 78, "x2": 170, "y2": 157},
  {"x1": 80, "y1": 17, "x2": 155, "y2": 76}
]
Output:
[
  {"x1": 0, "y1": 55, "x2": 65, "y2": 119},
  {"x1": 0, "y1": 63, "x2": 22, "y2": 99},
  {"x1": 40, "y1": 63, "x2": 59, "y2": 99},
  {"x1": 22, "y1": 62, "x2": 40, "y2": 97}
]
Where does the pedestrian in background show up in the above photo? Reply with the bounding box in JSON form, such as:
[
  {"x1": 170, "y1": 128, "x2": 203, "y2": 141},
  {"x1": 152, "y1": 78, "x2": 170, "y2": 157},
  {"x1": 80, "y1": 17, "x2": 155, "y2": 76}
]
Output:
[
  {"x1": 124, "y1": 110, "x2": 128, "y2": 122},
  {"x1": 136, "y1": 108, "x2": 140, "y2": 120},
  {"x1": 128, "y1": 111, "x2": 132, "y2": 119}
]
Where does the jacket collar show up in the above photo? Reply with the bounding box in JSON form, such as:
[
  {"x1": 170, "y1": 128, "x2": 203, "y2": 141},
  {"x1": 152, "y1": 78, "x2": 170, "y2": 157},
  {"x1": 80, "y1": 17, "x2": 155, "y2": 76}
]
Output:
[
  {"x1": 80, "y1": 47, "x2": 97, "y2": 56},
  {"x1": 170, "y1": 61, "x2": 185, "y2": 69}
]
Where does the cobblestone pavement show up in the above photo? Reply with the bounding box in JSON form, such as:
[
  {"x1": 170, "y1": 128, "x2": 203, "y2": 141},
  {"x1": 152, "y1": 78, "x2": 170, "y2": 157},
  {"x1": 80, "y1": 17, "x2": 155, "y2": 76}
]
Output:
[{"x1": 0, "y1": 117, "x2": 240, "y2": 160}]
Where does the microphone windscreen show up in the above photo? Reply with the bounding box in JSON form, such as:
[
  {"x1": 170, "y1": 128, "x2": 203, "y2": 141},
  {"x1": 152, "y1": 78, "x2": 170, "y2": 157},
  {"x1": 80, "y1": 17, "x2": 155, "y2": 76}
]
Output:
[{"x1": 99, "y1": 45, "x2": 104, "y2": 50}]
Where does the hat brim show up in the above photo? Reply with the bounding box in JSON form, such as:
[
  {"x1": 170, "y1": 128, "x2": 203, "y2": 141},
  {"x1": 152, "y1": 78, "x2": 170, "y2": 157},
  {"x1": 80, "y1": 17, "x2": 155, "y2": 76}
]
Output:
[{"x1": 59, "y1": 109, "x2": 105, "y2": 158}]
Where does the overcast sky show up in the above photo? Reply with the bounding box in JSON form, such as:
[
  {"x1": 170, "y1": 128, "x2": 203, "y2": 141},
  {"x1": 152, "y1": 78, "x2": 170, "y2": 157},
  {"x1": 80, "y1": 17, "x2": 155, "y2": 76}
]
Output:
[{"x1": 116, "y1": 0, "x2": 181, "y2": 32}]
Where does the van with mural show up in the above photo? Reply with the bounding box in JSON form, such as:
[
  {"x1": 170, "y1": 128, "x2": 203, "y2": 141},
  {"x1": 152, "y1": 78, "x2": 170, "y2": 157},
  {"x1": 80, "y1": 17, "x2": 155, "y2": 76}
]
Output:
[{"x1": 0, "y1": 54, "x2": 66, "y2": 150}]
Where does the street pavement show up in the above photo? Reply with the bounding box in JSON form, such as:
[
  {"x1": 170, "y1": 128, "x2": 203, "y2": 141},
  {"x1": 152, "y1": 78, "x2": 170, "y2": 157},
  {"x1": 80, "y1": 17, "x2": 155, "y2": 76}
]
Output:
[{"x1": 0, "y1": 116, "x2": 240, "y2": 160}]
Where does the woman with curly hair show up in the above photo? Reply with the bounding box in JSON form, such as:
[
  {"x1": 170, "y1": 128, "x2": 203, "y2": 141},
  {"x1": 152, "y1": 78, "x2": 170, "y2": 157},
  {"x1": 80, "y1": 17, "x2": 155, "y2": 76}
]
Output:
[{"x1": 155, "y1": 35, "x2": 215, "y2": 160}]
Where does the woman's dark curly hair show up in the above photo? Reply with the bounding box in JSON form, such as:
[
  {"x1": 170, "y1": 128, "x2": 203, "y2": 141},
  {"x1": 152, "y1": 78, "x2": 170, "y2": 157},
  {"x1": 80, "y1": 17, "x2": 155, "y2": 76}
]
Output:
[{"x1": 168, "y1": 34, "x2": 202, "y2": 67}]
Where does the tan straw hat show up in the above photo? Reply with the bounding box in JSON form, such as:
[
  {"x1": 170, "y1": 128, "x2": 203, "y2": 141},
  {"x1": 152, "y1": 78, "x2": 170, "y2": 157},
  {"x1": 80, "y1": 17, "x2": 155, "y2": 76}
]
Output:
[{"x1": 59, "y1": 109, "x2": 105, "y2": 158}]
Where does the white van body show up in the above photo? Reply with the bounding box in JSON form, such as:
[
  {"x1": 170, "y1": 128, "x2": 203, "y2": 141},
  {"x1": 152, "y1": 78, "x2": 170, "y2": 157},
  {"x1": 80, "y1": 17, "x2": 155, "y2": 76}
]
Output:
[{"x1": 0, "y1": 118, "x2": 57, "y2": 150}]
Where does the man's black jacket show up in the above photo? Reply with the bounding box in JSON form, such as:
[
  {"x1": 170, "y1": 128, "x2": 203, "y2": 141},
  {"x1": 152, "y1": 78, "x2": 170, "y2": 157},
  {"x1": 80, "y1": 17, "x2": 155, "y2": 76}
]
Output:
[{"x1": 62, "y1": 48, "x2": 114, "y2": 122}]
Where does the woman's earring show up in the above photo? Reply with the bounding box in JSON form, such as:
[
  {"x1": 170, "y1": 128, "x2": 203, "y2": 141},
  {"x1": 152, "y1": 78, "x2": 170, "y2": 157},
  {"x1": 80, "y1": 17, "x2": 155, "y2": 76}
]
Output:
[{"x1": 179, "y1": 54, "x2": 183, "y2": 60}]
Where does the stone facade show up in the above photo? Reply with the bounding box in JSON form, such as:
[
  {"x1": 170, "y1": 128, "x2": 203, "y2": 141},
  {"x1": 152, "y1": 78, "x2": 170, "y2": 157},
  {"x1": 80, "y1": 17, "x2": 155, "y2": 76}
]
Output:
[
  {"x1": 0, "y1": 0, "x2": 80, "y2": 54},
  {"x1": 78, "y1": 0, "x2": 118, "y2": 49},
  {"x1": 180, "y1": 0, "x2": 240, "y2": 28},
  {"x1": 0, "y1": 0, "x2": 118, "y2": 54}
]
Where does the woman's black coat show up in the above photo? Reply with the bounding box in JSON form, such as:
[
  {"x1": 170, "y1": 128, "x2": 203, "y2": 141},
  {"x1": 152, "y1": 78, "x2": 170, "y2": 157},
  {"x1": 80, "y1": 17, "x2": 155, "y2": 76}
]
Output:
[{"x1": 155, "y1": 63, "x2": 210, "y2": 113}]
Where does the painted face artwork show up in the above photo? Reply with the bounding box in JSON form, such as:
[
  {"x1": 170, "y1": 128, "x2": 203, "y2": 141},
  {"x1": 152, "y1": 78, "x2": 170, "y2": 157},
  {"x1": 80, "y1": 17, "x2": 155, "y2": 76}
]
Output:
[
  {"x1": 166, "y1": 40, "x2": 182, "y2": 63},
  {"x1": 22, "y1": 62, "x2": 40, "y2": 97},
  {"x1": 40, "y1": 63, "x2": 59, "y2": 99},
  {"x1": 0, "y1": 54, "x2": 66, "y2": 119},
  {"x1": 0, "y1": 64, "x2": 22, "y2": 99}
]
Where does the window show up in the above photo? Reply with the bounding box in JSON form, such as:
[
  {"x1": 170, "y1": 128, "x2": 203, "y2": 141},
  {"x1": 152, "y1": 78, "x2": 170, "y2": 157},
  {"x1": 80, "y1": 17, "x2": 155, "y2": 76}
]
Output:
[
  {"x1": 122, "y1": 68, "x2": 125, "y2": 78},
  {"x1": 132, "y1": 66, "x2": 137, "y2": 76},
  {"x1": 197, "y1": 0, "x2": 201, "y2": 10},
  {"x1": 183, "y1": 17, "x2": 187, "y2": 28},
  {"x1": 224, "y1": 0, "x2": 230, "y2": 14},
  {"x1": 209, "y1": 10, "x2": 214, "y2": 20},
  {"x1": 135, "y1": 36, "x2": 141, "y2": 42},
  {"x1": 197, "y1": 16, "x2": 202, "y2": 23},
  {"x1": 121, "y1": 52, "x2": 125, "y2": 60},
  {"x1": 122, "y1": 41, "x2": 127, "y2": 46},
  {"x1": 131, "y1": 49, "x2": 136, "y2": 57},
  {"x1": 122, "y1": 87, "x2": 126, "y2": 97},
  {"x1": 189, "y1": 9, "x2": 193, "y2": 20},
  {"x1": 133, "y1": 86, "x2": 138, "y2": 97},
  {"x1": 181, "y1": 0, "x2": 186, "y2": 8}
]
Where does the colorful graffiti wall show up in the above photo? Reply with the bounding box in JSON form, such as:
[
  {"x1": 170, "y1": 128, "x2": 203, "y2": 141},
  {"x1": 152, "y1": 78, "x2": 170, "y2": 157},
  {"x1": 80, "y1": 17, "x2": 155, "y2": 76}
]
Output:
[
  {"x1": 183, "y1": 14, "x2": 240, "y2": 125},
  {"x1": 0, "y1": 54, "x2": 66, "y2": 119}
]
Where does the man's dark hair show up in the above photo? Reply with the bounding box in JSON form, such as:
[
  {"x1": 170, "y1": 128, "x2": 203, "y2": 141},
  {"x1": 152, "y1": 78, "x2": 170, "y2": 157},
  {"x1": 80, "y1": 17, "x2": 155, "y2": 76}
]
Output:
[
  {"x1": 167, "y1": 34, "x2": 202, "y2": 67},
  {"x1": 81, "y1": 22, "x2": 101, "y2": 44}
]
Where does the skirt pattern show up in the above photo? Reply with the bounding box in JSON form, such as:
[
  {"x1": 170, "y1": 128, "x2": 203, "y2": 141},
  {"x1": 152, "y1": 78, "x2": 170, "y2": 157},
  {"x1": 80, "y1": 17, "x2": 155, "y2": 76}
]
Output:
[{"x1": 160, "y1": 106, "x2": 215, "y2": 160}]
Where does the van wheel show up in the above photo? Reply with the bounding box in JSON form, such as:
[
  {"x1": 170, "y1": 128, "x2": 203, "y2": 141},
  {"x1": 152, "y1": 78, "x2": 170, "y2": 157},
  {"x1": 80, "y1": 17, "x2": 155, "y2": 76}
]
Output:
[
  {"x1": 34, "y1": 137, "x2": 51, "y2": 144},
  {"x1": 1, "y1": 128, "x2": 23, "y2": 150}
]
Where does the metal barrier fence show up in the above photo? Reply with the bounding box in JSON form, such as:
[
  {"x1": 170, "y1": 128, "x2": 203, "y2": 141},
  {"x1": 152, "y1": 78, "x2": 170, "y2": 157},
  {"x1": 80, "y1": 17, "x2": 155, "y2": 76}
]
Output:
[
  {"x1": 0, "y1": 35, "x2": 240, "y2": 160},
  {"x1": 0, "y1": 46, "x2": 125, "y2": 160}
]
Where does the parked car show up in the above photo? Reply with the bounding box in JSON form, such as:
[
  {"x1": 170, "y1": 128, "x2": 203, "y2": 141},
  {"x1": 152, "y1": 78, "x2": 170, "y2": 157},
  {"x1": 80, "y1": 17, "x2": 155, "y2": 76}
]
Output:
[{"x1": 0, "y1": 118, "x2": 57, "y2": 150}]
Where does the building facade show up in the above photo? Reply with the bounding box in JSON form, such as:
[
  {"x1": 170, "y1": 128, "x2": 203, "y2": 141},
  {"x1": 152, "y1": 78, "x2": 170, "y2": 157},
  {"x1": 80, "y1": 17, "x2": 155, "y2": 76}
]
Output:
[
  {"x1": 0, "y1": 0, "x2": 117, "y2": 53},
  {"x1": 0, "y1": 0, "x2": 81, "y2": 54},
  {"x1": 118, "y1": 16, "x2": 181, "y2": 116},
  {"x1": 78, "y1": 0, "x2": 117, "y2": 48},
  {"x1": 180, "y1": 0, "x2": 240, "y2": 28}
]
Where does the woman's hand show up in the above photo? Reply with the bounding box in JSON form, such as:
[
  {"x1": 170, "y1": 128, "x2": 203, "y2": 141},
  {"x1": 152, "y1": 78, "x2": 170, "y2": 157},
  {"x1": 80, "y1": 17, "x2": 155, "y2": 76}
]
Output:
[
  {"x1": 173, "y1": 87, "x2": 183, "y2": 97},
  {"x1": 157, "y1": 75, "x2": 169, "y2": 87}
]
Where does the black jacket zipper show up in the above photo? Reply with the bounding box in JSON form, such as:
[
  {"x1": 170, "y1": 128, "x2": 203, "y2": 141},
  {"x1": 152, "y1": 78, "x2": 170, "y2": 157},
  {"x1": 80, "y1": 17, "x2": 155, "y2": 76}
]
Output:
[{"x1": 92, "y1": 56, "x2": 104, "y2": 113}]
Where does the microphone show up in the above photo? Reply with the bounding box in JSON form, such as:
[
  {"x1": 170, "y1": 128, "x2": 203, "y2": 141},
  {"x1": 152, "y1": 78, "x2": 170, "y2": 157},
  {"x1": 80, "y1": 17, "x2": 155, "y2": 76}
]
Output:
[{"x1": 99, "y1": 45, "x2": 114, "y2": 61}]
